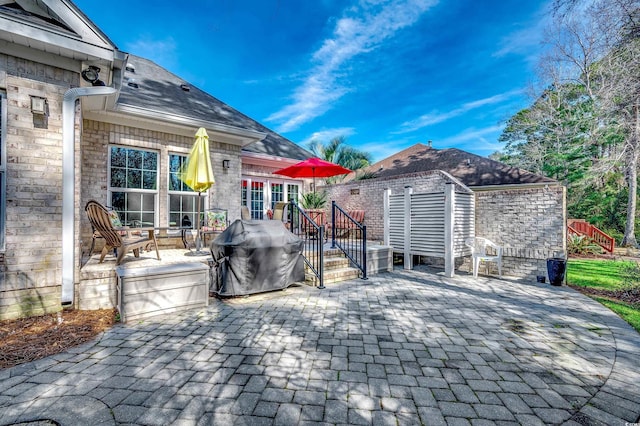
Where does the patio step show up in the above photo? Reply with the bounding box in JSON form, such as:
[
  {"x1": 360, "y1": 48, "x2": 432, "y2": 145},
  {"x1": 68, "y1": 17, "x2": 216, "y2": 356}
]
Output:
[
  {"x1": 304, "y1": 250, "x2": 362, "y2": 286},
  {"x1": 324, "y1": 255, "x2": 352, "y2": 271}
]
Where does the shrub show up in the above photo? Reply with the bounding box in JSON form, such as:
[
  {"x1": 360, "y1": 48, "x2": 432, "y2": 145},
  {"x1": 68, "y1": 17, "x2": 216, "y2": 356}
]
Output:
[
  {"x1": 616, "y1": 261, "x2": 640, "y2": 304},
  {"x1": 567, "y1": 234, "x2": 603, "y2": 255},
  {"x1": 300, "y1": 191, "x2": 328, "y2": 209},
  {"x1": 620, "y1": 261, "x2": 640, "y2": 287}
]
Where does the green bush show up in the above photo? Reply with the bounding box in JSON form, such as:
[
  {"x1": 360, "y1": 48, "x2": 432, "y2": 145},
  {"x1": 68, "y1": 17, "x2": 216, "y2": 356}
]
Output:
[
  {"x1": 300, "y1": 191, "x2": 328, "y2": 209},
  {"x1": 567, "y1": 234, "x2": 603, "y2": 255},
  {"x1": 620, "y1": 261, "x2": 640, "y2": 288}
]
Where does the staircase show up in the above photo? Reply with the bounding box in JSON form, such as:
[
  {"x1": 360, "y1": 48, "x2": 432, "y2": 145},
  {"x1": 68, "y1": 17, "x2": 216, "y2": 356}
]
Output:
[
  {"x1": 568, "y1": 219, "x2": 615, "y2": 253},
  {"x1": 305, "y1": 247, "x2": 361, "y2": 286}
]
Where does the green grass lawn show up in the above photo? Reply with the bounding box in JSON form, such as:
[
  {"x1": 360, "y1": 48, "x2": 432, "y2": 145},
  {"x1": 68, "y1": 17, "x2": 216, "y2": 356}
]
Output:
[
  {"x1": 567, "y1": 259, "x2": 628, "y2": 290},
  {"x1": 567, "y1": 258, "x2": 640, "y2": 332}
]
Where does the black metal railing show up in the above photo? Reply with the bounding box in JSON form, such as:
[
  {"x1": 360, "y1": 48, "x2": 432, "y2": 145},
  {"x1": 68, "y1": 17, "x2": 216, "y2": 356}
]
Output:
[
  {"x1": 290, "y1": 200, "x2": 325, "y2": 289},
  {"x1": 330, "y1": 201, "x2": 367, "y2": 279}
]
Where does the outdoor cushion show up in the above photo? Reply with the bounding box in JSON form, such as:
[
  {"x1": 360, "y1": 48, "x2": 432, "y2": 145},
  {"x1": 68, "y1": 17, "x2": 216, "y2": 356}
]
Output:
[
  {"x1": 203, "y1": 210, "x2": 227, "y2": 231},
  {"x1": 108, "y1": 209, "x2": 123, "y2": 227}
]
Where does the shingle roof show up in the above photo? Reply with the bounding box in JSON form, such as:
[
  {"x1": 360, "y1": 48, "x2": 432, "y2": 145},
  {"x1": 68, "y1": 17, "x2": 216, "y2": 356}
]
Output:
[
  {"x1": 347, "y1": 143, "x2": 556, "y2": 187},
  {"x1": 116, "y1": 54, "x2": 311, "y2": 160}
]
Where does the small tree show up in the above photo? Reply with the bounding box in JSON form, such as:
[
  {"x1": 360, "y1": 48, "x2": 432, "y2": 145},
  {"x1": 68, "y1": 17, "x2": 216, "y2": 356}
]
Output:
[{"x1": 307, "y1": 136, "x2": 372, "y2": 183}]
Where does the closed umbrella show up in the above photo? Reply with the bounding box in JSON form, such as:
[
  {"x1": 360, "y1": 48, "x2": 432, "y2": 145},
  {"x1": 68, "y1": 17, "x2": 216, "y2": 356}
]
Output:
[
  {"x1": 273, "y1": 157, "x2": 351, "y2": 192},
  {"x1": 180, "y1": 127, "x2": 215, "y2": 256}
]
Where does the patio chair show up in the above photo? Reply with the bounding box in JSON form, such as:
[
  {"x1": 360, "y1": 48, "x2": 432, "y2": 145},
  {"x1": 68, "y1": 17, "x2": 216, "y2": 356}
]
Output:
[
  {"x1": 465, "y1": 237, "x2": 502, "y2": 278},
  {"x1": 334, "y1": 209, "x2": 365, "y2": 238},
  {"x1": 85, "y1": 200, "x2": 160, "y2": 265},
  {"x1": 301, "y1": 209, "x2": 326, "y2": 240},
  {"x1": 241, "y1": 206, "x2": 251, "y2": 220},
  {"x1": 271, "y1": 202, "x2": 288, "y2": 221}
]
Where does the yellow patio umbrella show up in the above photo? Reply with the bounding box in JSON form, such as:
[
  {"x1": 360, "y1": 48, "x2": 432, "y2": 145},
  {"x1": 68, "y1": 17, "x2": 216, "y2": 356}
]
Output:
[{"x1": 180, "y1": 127, "x2": 215, "y2": 255}]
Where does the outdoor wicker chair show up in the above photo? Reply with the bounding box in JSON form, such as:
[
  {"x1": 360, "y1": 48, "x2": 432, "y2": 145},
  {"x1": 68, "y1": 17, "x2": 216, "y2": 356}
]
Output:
[{"x1": 85, "y1": 200, "x2": 160, "y2": 265}]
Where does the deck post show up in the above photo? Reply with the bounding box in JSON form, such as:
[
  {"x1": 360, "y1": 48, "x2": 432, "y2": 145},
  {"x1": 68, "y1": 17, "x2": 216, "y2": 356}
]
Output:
[
  {"x1": 404, "y1": 186, "x2": 413, "y2": 270},
  {"x1": 383, "y1": 189, "x2": 391, "y2": 246},
  {"x1": 444, "y1": 183, "x2": 455, "y2": 277}
]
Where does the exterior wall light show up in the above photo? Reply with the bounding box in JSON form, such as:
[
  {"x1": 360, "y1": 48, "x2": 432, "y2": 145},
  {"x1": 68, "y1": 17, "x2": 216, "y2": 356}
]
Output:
[
  {"x1": 222, "y1": 159, "x2": 230, "y2": 169},
  {"x1": 81, "y1": 65, "x2": 106, "y2": 86}
]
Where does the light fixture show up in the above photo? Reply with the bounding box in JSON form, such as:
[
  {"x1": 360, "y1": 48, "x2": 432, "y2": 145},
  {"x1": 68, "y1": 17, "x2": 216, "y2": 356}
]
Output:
[
  {"x1": 30, "y1": 96, "x2": 47, "y2": 115},
  {"x1": 81, "y1": 65, "x2": 106, "y2": 86},
  {"x1": 222, "y1": 159, "x2": 230, "y2": 169}
]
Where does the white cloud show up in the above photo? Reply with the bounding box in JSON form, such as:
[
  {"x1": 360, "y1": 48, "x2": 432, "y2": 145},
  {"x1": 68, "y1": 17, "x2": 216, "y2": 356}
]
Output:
[
  {"x1": 125, "y1": 36, "x2": 178, "y2": 68},
  {"x1": 267, "y1": 0, "x2": 438, "y2": 132},
  {"x1": 492, "y1": 2, "x2": 552, "y2": 59},
  {"x1": 396, "y1": 90, "x2": 521, "y2": 133},
  {"x1": 438, "y1": 124, "x2": 505, "y2": 153},
  {"x1": 300, "y1": 127, "x2": 356, "y2": 146}
]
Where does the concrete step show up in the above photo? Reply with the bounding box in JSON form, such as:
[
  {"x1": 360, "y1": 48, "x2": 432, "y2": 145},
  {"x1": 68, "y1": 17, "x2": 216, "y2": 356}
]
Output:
[
  {"x1": 305, "y1": 266, "x2": 362, "y2": 285},
  {"x1": 324, "y1": 255, "x2": 352, "y2": 271}
]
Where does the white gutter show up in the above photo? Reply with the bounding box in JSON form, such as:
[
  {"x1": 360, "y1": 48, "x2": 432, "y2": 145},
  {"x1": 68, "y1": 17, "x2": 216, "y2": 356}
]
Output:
[{"x1": 62, "y1": 86, "x2": 116, "y2": 305}]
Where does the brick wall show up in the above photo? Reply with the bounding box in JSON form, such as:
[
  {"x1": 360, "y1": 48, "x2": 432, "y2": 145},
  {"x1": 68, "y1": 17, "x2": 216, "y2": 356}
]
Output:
[
  {"x1": 324, "y1": 172, "x2": 566, "y2": 281},
  {"x1": 0, "y1": 54, "x2": 77, "y2": 320},
  {"x1": 473, "y1": 186, "x2": 566, "y2": 281}
]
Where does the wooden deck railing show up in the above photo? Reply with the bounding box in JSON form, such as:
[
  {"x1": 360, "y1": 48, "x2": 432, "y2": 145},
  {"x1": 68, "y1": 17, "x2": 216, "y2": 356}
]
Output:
[{"x1": 568, "y1": 219, "x2": 615, "y2": 253}]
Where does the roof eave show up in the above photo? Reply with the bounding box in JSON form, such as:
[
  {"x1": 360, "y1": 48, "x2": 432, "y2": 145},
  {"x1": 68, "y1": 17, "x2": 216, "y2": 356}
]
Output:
[
  {"x1": 241, "y1": 151, "x2": 301, "y2": 168},
  {"x1": 88, "y1": 104, "x2": 267, "y2": 146}
]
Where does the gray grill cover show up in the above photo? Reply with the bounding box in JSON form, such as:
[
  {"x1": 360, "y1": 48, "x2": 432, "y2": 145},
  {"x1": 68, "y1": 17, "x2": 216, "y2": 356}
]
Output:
[{"x1": 210, "y1": 220, "x2": 305, "y2": 296}]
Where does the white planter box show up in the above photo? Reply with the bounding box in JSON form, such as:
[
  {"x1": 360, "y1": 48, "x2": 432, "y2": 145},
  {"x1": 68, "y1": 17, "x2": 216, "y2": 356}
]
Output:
[{"x1": 116, "y1": 263, "x2": 209, "y2": 323}]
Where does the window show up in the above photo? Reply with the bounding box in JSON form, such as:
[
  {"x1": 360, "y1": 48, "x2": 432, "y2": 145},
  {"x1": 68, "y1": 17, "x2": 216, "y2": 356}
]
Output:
[
  {"x1": 287, "y1": 183, "x2": 299, "y2": 203},
  {"x1": 250, "y1": 181, "x2": 264, "y2": 219},
  {"x1": 108, "y1": 146, "x2": 158, "y2": 227},
  {"x1": 168, "y1": 153, "x2": 204, "y2": 227},
  {"x1": 271, "y1": 183, "x2": 283, "y2": 210},
  {"x1": 0, "y1": 91, "x2": 5, "y2": 250}
]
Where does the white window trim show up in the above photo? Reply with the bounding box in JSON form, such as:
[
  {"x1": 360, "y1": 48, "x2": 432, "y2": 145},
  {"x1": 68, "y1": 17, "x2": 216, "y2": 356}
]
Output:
[{"x1": 107, "y1": 145, "x2": 159, "y2": 227}]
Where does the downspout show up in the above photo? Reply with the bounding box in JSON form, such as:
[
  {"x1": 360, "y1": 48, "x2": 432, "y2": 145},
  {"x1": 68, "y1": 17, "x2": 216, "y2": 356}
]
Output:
[{"x1": 61, "y1": 86, "x2": 116, "y2": 305}]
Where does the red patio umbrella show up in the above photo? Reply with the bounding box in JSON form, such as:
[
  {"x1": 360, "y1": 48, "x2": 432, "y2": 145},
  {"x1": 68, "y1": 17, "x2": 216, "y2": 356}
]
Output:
[{"x1": 273, "y1": 157, "x2": 351, "y2": 191}]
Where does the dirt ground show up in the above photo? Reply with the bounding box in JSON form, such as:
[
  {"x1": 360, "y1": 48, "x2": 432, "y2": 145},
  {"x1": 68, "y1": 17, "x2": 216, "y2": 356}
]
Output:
[{"x1": 0, "y1": 308, "x2": 117, "y2": 370}]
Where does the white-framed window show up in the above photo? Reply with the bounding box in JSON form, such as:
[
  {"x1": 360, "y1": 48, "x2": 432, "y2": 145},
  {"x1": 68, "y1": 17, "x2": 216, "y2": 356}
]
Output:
[
  {"x1": 0, "y1": 90, "x2": 6, "y2": 250},
  {"x1": 108, "y1": 146, "x2": 158, "y2": 227},
  {"x1": 168, "y1": 153, "x2": 205, "y2": 227},
  {"x1": 242, "y1": 178, "x2": 300, "y2": 219}
]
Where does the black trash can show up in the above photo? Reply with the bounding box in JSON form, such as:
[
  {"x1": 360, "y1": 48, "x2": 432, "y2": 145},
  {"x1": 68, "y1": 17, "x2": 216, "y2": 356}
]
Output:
[{"x1": 547, "y1": 257, "x2": 567, "y2": 286}]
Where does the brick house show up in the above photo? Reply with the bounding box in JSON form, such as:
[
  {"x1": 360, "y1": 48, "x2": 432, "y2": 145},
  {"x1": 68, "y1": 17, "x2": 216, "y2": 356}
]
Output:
[
  {"x1": 324, "y1": 143, "x2": 567, "y2": 280},
  {"x1": 0, "y1": 0, "x2": 311, "y2": 320}
]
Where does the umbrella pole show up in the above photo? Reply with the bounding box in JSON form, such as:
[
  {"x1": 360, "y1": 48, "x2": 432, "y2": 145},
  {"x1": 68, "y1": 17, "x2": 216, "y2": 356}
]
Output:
[
  {"x1": 196, "y1": 192, "x2": 202, "y2": 251},
  {"x1": 187, "y1": 191, "x2": 208, "y2": 256}
]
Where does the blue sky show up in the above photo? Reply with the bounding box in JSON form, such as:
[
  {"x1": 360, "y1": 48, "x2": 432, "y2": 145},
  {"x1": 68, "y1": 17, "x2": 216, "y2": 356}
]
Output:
[{"x1": 75, "y1": 0, "x2": 551, "y2": 162}]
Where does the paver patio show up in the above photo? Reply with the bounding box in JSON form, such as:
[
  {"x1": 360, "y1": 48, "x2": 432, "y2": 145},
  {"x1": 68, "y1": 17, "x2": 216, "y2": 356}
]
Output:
[{"x1": 1, "y1": 267, "x2": 639, "y2": 425}]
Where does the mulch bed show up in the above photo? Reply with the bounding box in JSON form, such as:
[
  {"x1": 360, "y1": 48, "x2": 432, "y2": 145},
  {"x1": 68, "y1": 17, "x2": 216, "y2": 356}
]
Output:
[
  {"x1": 0, "y1": 308, "x2": 117, "y2": 370},
  {"x1": 568, "y1": 284, "x2": 640, "y2": 306}
]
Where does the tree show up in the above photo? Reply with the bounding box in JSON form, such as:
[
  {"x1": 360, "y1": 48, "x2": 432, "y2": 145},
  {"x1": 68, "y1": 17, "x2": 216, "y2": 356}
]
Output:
[
  {"x1": 499, "y1": 0, "x2": 640, "y2": 246},
  {"x1": 307, "y1": 136, "x2": 372, "y2": 183}
]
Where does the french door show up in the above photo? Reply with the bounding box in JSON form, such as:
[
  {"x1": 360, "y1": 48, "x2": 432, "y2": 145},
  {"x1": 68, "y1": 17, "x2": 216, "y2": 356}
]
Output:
[{"x1": 241, "y1": 178, "x2": 300, "y2": 219}]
